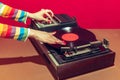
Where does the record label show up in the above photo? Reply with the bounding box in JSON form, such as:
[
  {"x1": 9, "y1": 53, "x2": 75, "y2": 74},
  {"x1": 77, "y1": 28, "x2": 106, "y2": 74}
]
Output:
[{"x1": 61, "y1": 33, "x2": 79, "y2": 41}]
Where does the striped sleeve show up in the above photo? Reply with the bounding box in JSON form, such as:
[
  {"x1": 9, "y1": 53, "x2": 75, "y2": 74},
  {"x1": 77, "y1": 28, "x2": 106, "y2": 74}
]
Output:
[
  {"x1": 0, "y1": 23, "x2": 30, "y2": 41},
  {"x1": 0, "y1": 2, "x2": 28, "y2": 23}
]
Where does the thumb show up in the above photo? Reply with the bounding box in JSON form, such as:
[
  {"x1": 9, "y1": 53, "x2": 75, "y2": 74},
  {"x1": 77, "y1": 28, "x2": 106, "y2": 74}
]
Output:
[
  {"x1": 41, "y1": 17, "x2": 49, "y2": 22},
  {"x1": 51, "y1": 31, "x2": 56, "y2": 35}
]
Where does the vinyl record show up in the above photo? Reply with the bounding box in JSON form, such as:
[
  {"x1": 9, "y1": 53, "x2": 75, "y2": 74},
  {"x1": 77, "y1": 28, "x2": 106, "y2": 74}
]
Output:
[{"x1": 51, "y1": 26, "x2": 97, "y2": 49}]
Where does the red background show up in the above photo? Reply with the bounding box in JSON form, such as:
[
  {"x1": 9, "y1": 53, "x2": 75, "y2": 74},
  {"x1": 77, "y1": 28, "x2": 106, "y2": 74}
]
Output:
[{"x1": 0, "y1": 0, "x2": 120, "y2": 29}]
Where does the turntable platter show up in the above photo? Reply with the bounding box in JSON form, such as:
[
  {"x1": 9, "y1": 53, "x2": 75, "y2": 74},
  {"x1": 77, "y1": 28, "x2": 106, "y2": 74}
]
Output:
[{"x1": 51, "y1": 26, "x2": 97, "y2": 48}]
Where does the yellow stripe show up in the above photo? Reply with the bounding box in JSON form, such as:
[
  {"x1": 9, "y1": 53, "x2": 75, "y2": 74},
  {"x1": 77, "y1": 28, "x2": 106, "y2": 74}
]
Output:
[
  {"x1": 1, "y1": 24, "x2": 8, "y2": 37},
  {"x1": 4, "y1": 6, "x2": 12, "y2": 18},
  {"x1": 0, "y1": 24, "x2": 4, "y2": 36},
  {"x1": 7, "y1": 7, "x2": 12, "y2": 16},
  {"x1": 2, "y1": 5, "x2": 9, "y2": 16},
  {"x1": 14, "y1": 27, "x2": 20, "y2": 40},
  {"x1": 15, "y1": 10, "x2": 21, "y2": 21}
]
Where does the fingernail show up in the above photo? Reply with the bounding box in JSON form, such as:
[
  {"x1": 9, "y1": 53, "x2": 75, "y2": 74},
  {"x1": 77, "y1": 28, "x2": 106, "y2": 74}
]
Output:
[
  {"x1": 62, "y1": 41, "x2": 66, "y2": 45},
  {"x1": 53, "y1": 31, "x2": 56, "y2": 34},
  {"x1": 48, "y1": 20, "x2": 51, "y2": 24}
]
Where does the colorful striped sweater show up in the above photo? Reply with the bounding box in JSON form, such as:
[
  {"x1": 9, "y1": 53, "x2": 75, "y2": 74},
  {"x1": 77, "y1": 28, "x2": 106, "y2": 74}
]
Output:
[{"x1": 0, "y1": 2, "x2": 29, "y2": 41}]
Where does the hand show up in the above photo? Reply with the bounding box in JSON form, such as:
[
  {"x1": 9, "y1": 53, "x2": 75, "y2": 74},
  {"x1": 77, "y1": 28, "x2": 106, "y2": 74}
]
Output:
[
  {"x1": 27, "y1": 9, "x2": 54, "y2": 23},
  {"x1": 29, "y1": 29, "x2": 65, "y2": 45}
]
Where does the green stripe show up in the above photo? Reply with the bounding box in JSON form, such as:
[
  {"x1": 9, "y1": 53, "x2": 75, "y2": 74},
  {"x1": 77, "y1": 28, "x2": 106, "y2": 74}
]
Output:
[
  {"x1": 0, "y1": 3, "x2": 4, "y2": 9},
  {"x1": 21, "y1": 28, "x2": 28, "y2": 41}
]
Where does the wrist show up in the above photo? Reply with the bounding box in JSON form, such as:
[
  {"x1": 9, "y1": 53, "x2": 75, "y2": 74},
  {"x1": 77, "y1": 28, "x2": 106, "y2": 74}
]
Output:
[
  {"x1": 29, "y1": 29, "x2": 35, "y2": 38},
  {"x1": 27, "y1": 12, "x2": 34, "y2": 19}
]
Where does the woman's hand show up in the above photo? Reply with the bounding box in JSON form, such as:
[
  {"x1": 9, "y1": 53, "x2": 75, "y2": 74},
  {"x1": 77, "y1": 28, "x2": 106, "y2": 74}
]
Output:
[
  {"x1": 29, "y1": 29, "x2": 65, "y2": 45},
  {"x1": 27, "y1": 9, "x2": 65, "y2": 45},
  {"x1": 27, "y1": 9, "x2": 54, "y2": 23}
]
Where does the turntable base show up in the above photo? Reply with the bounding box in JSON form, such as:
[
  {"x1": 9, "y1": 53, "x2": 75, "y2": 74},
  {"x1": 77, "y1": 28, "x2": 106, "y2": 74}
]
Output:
[
  {"x1": 30, "y1": 38, "x2": 115, "y2": 80},
  {"x1": 30, "y1": 18, "x2": 115, "y2": 80}
]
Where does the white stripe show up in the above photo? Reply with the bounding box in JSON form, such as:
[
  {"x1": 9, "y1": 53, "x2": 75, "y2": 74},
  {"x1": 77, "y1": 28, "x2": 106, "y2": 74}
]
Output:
[
  {"x1": 23, "y1": 28, "x2": 30, "y2": 41},
  {"x1": 0, "y1": 5, "x2": 6, "y2": 15}
]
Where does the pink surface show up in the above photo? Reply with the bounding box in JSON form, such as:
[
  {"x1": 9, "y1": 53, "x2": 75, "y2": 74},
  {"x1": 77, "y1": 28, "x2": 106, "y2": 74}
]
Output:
[{"x1": 1, "y1": 0, "x2": 120, "y2": 28}]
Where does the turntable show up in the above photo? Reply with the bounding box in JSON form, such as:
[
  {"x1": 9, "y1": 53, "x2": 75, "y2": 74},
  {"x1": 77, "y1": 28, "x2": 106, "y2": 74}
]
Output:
[
  {"x1": 30, "y1": 14, "x2": 115, "y2": 80},
  {"x1": 30, "y1": 14, "x2": 77, "y2": 32}
]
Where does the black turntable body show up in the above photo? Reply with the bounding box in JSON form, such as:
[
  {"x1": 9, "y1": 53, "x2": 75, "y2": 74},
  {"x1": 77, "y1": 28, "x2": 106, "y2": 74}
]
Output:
[{"x1": 30, "y1": 14, "x2": 115, "y2": 80}]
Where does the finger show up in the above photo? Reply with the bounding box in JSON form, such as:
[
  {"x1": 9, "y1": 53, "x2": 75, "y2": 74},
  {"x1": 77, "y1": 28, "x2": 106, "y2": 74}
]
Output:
[
  {"x1": 51, "y1": 31, "x2": 56, "y2": 35},
  {"x1": 56, "y1": 40, "x2": 66, "y2": 45},
  {"x1": 51, "y1": 36, "x2": 66, "y2": 45},
  {"x1": 45, "y1": 13, "x2": 52, "y2": 21},
  {"x1": 48, "y1": 32, "x2": 66, "y2": 45},
  {"x1": 48, "y1": 35, "x2": 60, "y2": 43},
  {"x1": 42, "y1": 14, "x2": 52, "y2": 23},
  {"x1": 41, "y1": 9, "x2": 54, "y2": 17},
  {"x1": 43, "y1": 14, "x2": 48, "y2": 18},
  {"x1": 47, "y1": 38, "x2": 66, "y2": 45},
  {"x1": 45, "y1": 9, "x2": 54, "y2": 17},
  {"x1": 41, "y1": 17, "x2": 50, "y2": 22},
  {"x1": 48, "y1": 32, "x2": 56, "y2": 36},
  {"x1": 44, "y1": 11, "x2": 53, "y2": 21}
]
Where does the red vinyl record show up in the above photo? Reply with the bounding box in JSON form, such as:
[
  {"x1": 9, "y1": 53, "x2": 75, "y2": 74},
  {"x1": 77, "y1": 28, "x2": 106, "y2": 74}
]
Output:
[{"x1": 51, "y1": 26, "x2": 97, "y2": 48}]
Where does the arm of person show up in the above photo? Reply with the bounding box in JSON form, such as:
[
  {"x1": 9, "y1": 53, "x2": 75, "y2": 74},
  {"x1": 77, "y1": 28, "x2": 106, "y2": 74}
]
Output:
[
  {"x1": 0, "y1": 2, "x2": 27, "y2": 23},
  {"x1": 0, "y1": 2, "x2": 65, "y2": 45},
  {"x1": 0, "y1": 23, "x2": 29, "y2": 41},
  {"x1": 0, "y1": 23, "x2": 65, "y2": 44},
  {"x1": 0, "y1": 2, "x2": 53, "y2": 23}
]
